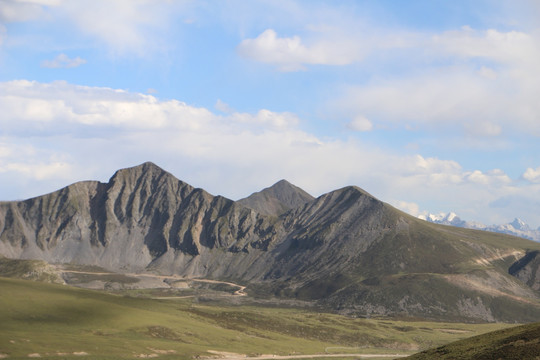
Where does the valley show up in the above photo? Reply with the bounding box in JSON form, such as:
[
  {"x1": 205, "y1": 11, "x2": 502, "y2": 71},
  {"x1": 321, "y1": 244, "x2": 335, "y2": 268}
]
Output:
[
  {"x1": 0, "y1": 276, "x2": 513, "y2": 360},
  {"x1": 2, "y1": 163, "x2": 540, "y2": 358}
]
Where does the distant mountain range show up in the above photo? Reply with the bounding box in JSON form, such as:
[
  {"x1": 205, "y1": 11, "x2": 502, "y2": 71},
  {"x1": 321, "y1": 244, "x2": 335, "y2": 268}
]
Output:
[
  {"x1": 419, "y1": 213, "x2": 540, "y2": 242},
  {"x1": 2, "y1": 162, "x2": 540, "y2": 322}
]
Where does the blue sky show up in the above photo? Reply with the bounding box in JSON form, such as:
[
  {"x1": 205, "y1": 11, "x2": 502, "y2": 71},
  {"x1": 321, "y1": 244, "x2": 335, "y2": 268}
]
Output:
[{"x1": 1, "y1": 0, "x2": 540, "y2": 228}]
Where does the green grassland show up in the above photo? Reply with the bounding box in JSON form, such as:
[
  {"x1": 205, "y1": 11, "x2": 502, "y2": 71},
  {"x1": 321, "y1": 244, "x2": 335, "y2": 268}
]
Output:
[
  {"x1": 406, "y1": 321, "x2": 540, "y2": 359},
  {"x1": 0, "y1": 277, "x2": 512, "y2": 360}
]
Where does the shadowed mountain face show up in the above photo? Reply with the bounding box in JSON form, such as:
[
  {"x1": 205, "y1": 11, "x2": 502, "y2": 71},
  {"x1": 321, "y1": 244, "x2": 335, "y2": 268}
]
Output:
[
  {"x1": 2, "y1": 162, "x2": 540, "y2": 322},
  {"x1": 237, "y1": 179, "x2": 315, "y2": 216}
]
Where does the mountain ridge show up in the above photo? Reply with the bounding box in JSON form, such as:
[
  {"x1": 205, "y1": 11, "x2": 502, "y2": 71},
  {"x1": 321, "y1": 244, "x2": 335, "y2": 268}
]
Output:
[
  {"x1": 2, "y1": 162, "x2": 540, "y2": 322},
  {"x1": 420, "y1": 212, "x2": 540, "y2": 242}
]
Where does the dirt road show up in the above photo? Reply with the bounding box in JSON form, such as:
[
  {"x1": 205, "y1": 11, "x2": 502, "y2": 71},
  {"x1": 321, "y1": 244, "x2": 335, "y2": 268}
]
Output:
[
  {"x1": 58, "y1": 268, "x2": 247, "y2": 295},
  {"x1": 205, "y1": 350, "x2": 409, "y2": 360}
]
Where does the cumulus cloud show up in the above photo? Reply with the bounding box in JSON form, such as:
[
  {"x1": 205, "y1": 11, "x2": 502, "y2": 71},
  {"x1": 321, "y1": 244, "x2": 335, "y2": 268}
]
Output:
[
  {"x1": 465, "y1": 169, "x2": 511, "y2": 186},
  {"x1": 237, "y1": 28, "x2": 365, "y2": 71},
  {"x1": 41, "y1": 53, "x2": 86, "y2": 68},
  {"x1": 329, "y1": 25, "x2": 540, "y2": 140},
  {"x1": 0, "y1": 80, "x2": 215, "y2": 131},
  {"x1": 523, "y1": 167, "x2": 540, "y2": 183}
]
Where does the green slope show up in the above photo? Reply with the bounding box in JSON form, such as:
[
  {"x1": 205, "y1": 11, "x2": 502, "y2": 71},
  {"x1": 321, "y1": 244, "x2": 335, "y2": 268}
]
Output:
[
  {"x1": 0, "y1": 256, "x2": 62, "y2": 283},
  {"x1": 406, "y1": 321, "x2": 540, "y2": 359},
  {"x1": 0, "y1": 277, "x2": 510, "y2": 360}
]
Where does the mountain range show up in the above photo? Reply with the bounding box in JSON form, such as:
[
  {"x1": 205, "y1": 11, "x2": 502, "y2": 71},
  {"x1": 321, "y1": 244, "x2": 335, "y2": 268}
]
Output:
[
  {"x1": 420, "y1": 213, "x2": 540, "y2": 242},
  {"x1": 2, "y1": 162, "x2": 540, "y2": 323}
]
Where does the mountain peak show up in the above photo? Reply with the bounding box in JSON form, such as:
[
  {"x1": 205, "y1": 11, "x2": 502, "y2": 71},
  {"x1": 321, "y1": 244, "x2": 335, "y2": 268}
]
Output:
[
  {"x1": 237, "y1": 179, "x2": 314, "y2": 216},
  {"x1": 109, "y1": 162, "x2": 175, "y2": 184},
  {"x1": 421, "y1": 212, "x2": 540, "y2": 241},
  {"x1": 114, "y1": 161, "x2": 166, "y2": 175},
  {"x1": 266, "y1": 179, "x2": 307, "y2": 194},
  {"x1": 419, "y1": 211, "x2": 465, "y2": 227},
  {"x1": 510, "y1": 218, "x2": 529, "y2": 231}
]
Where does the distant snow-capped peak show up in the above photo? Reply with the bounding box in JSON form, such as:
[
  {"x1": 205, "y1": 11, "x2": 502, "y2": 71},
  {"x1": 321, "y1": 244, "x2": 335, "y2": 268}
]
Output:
[
  {"x1": 510, "y1": 218, "x2": 529, "y2": 231},
  {"x1": 419, "y1": 212, "x2": 540, "y2": 242}
]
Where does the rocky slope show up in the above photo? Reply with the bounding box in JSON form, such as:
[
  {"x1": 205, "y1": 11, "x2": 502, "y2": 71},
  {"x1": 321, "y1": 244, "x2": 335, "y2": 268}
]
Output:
[
  {"x1": 2, "y1": 162, "x2": 540, "y2": 322},
  {"x1": 0, "y1": 162, "x2": 280, "y2": 274},
  {"x1": 237, "y1": 179, "x2": 314, "y2": 216}
]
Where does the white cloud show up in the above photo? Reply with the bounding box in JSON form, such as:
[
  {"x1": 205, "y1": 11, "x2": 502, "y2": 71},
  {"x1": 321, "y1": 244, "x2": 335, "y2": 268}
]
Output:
[
  {"x1": 478, "y1": 66, "x2": 497, "y2": 79},
  {"x1": 347, "y1": 116, "x2": 373, "y2": 132},
  {"x1": 0, "y1": 140, "x2": 75, "y2": 199},
  {"x1": 57, "y1": 0, "x2": 182, "y2": 57},
  {"x1": 0, "y1": 0, "x2": 55, "y2": 23},
  {"x1": 0, "y1": 161, "x2": 72, "y2": 180},
  {"x1": 41, "y1": 53, "x2": 86, "y2": 68},
  {"x1": 523, "y1": 167, "x2": 540, "y2": 183},
  {"x1": 338, "y1": 68, "x2": 509, "y2": 130},
  {"x1": 237, "y1": 28, "x2": 365, "y2": 71},
  {"x1": 433, "y1": 27, "x2": 540, "y2": 65},
  {"x1": 465, "y1": 169, "x2": 511, "y2": 186},
  {"x1": 324, "y1": 24, "x2": 540, "y2": 139},
  {"x1": 0, "y1": 80, "x2": 216, "y2": 131},
  {"x1": 464, "y1": 121, "x2": 502, "y2": 137},
  {"x1": 0, "y1": 0, "x2": 60, "y2": 47},
  {"x1": 393, "y1": 200, "x2": 421, "y2": 217},
  {"x1": 0, "y1": 0, "x2": 184, "y2": 56}
]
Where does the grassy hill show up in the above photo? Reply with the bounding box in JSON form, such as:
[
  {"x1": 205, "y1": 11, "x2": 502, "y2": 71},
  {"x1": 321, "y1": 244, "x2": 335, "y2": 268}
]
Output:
[
  {"x1": 0, "y1": 256, "x2": 62, "y2": 283},
  {"x1": 406, "y1": 321, "x2": 540, "y2": 359},
  {"x1": 0, "y1": 277, "x2": 511, "y2": 360}
]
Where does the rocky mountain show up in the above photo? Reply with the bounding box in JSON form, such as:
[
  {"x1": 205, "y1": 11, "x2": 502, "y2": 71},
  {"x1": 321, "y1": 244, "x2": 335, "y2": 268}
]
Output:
[
  {"x1": 420, "y1": 213, "x2": 540, "y2": 242},
  {"x1": 2, "y1": 162, "x2": 540, "y2": 322},
  {"x1": 237, "y1": 179, "x2": 315, "y2": 216}
]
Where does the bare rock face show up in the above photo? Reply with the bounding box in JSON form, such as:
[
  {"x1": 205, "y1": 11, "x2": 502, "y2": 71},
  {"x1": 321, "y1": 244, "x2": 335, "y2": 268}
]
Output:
[
  {"x1": 2, "y1": 162, "x2": 540, "y2": 322},
  {"x1": 237, "y1": 179, "x2": 314, "y2": 216},
  {"x1": 509, "y1": 250, "x2": 540, "y2": 290},
  {"x1": 0, "y1": 162, "x2": 280, "y2": 273}
]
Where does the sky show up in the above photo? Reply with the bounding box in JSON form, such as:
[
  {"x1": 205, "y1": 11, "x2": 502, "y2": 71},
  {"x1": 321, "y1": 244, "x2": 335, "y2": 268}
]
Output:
[{"x1": 0, "y1": 0, "x2": 540, "y2": 228}]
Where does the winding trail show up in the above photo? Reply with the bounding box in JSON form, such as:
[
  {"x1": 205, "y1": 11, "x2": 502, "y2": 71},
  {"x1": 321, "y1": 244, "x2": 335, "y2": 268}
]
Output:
[
  {"x1": 204, "y1": 351, "x2": 408, "y2": 360},
  {"x1": 58, "y1": 268, "x2": 247, "y2": 296}
]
